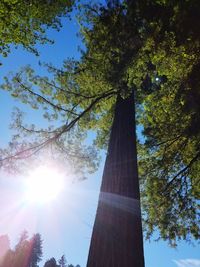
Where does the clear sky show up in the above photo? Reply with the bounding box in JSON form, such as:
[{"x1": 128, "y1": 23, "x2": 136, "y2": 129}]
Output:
[{"x1": 0, "y1": 5, "x2": 199, "y2": 267}]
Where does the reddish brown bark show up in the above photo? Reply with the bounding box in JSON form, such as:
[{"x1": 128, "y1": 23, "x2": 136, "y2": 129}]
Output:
[{"x1": 87, "y1": 92, "x2": 145, "y2": 267}]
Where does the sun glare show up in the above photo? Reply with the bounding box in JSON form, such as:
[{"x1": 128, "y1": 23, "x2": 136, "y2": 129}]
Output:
[{"x1": 25, "y1": 166, "x2": 65, "y2": 204}]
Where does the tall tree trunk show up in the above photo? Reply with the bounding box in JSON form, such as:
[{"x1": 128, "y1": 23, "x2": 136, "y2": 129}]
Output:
[{"x1": 87, "y1": 92, "x2": 145, "y2": 267}]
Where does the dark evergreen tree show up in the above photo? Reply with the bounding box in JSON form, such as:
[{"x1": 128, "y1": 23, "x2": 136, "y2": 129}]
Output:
[
  {"x1": 29, "y1": 233, "x2": 43, "y2": 267},
  {"x1": 44, "y1": 258, "x2": 58, "y2": 267},
  {"x1": 58, "y1": 255, "x2": 67, "y2": 267}
]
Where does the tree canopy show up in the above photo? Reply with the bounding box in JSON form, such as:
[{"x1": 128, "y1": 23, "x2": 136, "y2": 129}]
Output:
[
  {"x1": 0, "y1": 0, "x2": 74, "y2": 60},
  {"x1": 0, "y1": 0, "x2": 199, "y2": 245}
]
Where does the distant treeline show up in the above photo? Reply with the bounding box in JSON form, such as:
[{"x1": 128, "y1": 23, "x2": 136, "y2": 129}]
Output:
[{"x1": 0, "y1": 232, "x2": 80, "y2": 267}]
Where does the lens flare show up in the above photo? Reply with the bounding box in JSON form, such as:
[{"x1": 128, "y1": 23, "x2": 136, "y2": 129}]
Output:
[{"x1": 25, "y1": 166, "x2": 64, "y2": 204}]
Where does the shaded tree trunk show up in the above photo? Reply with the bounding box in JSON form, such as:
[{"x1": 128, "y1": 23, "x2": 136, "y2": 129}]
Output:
[{"x1": 87, "y1": 92, "x2": 145, "y2": 267}]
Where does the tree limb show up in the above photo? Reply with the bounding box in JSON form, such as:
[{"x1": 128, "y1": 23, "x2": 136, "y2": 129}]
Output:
[
  {"x1": 163, "y1": 151, "x2": 200, "y2": 194},
  {"x1": 0, "y1": 90, "x2": 117, "y2": 163},
  {"x1": 15, "y1": 78, "x2": 78, "y2": 116}
]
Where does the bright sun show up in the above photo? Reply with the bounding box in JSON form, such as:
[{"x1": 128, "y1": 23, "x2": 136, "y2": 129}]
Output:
[{"x1": 25, "y1": 166, "x2": 65, "y2": 204}]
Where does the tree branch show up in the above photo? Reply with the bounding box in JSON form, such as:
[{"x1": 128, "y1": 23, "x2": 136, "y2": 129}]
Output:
[
  {"x1": 44, "y1": 79, "x2": 101, "y2": 99},
  {"x1": 163, "y1": 151, "x2": 200, "y2": 194},
  {"x1": 0, "y1": 90, "x2": 117, "y2": 163},
  {"x1": 150, "y1": 134, "x2": 183, "y2": 148},
  {"x1": 15, "y1": 78, "x2": 78, "y2": 116}
]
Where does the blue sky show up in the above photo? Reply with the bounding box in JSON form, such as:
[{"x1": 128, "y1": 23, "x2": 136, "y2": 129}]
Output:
[{"x1": 0, "y1": 6, "x2": 199, "y2": 267}]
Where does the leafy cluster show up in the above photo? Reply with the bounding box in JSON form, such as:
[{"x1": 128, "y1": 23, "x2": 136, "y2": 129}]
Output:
[
  {"x1": 0, "y1": 0, "x2": 74, "y2": 59},
  {"x1": 130, "y1": 3, "x2": 200, "y2": 245}
]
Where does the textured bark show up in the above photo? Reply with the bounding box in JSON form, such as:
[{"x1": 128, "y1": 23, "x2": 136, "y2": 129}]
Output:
[{"x1": 87, "y1": 92, "x2": 145, "y2": 267}]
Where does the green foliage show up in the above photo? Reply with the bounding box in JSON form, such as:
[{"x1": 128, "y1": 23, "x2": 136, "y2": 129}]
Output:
[
  {"x1": 0, "y1": 0, "x2": 74, "y2": 59},
  {"x1": 131, "y1": 7, "x2": 200, "y2": 245},
  {"x1": 137, "y1": 39, "x2": 200, "y2": 245},
  {"x1": 0, "y1": 63, "x2": 100, "y2": 178},
  {"x1": 1, "y1": 0, "x2": 200, "y2": 245}
]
